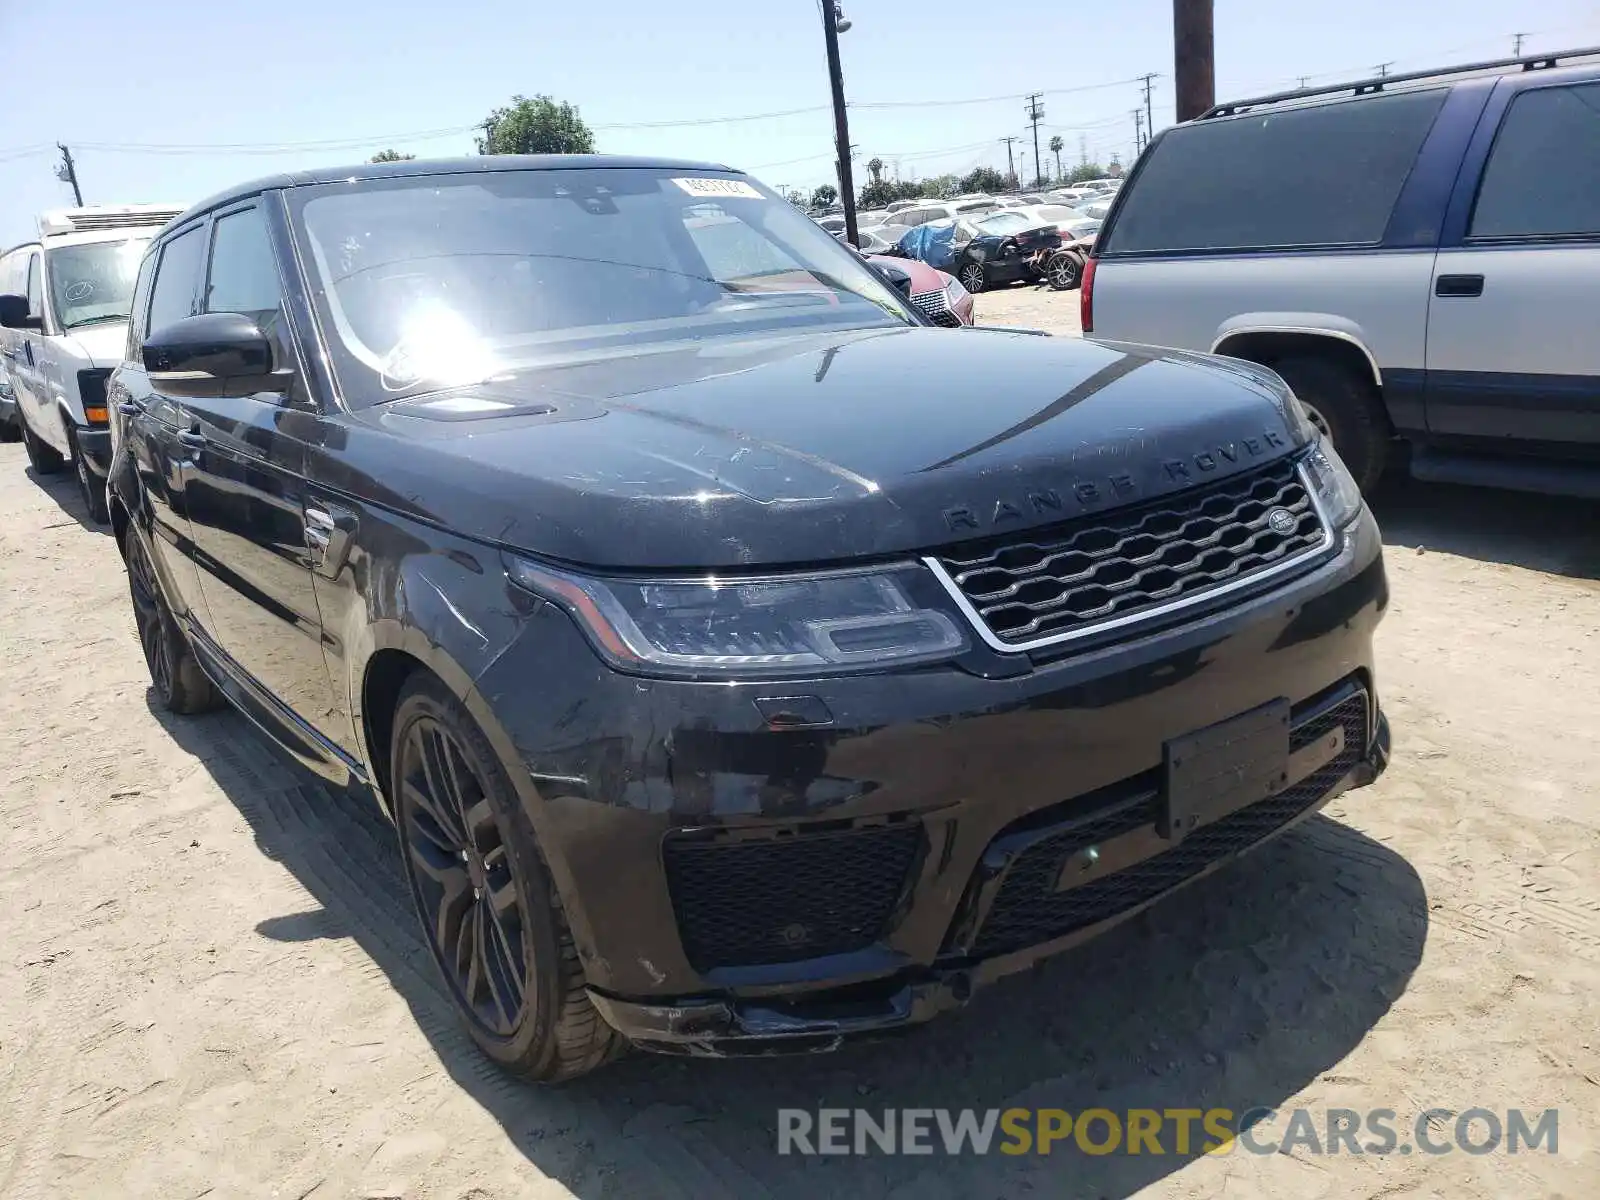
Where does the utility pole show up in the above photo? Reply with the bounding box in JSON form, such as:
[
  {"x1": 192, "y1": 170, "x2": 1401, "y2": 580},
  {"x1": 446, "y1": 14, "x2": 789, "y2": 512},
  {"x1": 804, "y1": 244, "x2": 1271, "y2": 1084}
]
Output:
[
  {"x1": 1138, "y1": 73, "x2": 1158, "y2": 142},
  {"x1": 999, "y1": 136, "x2": 1019, "y2": 187},
  {"x1": 1173, "y1": 0, "x2": 1215, "y2": 121},
  {"x1": 1297, "y1": 76, "x2": 1309, "y2": 87},
  {"x1": 1078, "y1": 133, "x2": 1088, "y2": 168},
  {"x1": 1133, "y1": 110, "x2": 1145, "y2": 155},
  {"x1": 55, "y1": 144, "x2": 83, "y2": 207},
  {"x1": 1025, "y1": 93, "x2": 1044, "y2": 189},
  {"x1": 819, "y1": 2, "x2": 858, "y2": 246},
  {"x1": 1513, "y1": 32, "x2": 1527, "y2": 56},
  {"x1": 1374, "y1": 62, "x2": 1393, "y2": 77}
]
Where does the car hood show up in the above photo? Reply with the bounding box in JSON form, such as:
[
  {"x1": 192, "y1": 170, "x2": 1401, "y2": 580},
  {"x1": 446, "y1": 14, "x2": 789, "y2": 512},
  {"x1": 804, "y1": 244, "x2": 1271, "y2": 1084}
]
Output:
[
  {"x1": 61, "y1": 321, "x2": 129, "y2": 370},
  {"x1": 348, "y1": 327, "x2": 1308, "y2": 569}
]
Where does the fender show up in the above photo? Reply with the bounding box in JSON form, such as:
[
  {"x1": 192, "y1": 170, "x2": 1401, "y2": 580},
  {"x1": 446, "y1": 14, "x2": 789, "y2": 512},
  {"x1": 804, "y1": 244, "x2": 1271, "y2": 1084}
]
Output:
[{"x1": 1210, "y1": 314, "x2": 1384, "y2": 389}]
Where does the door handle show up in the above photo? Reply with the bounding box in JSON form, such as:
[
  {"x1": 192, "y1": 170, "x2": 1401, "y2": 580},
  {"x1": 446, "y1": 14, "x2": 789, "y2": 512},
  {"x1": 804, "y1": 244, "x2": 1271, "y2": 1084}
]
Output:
[
  {"x1": 177, "y1": 429, "x2": 207, "y2": 450},
  {"x1": 117, "y1": 401, "x2": 142, "y2": 417},
  {"x1": 1435, "y1": 273, "x2": 1484, "y2": 297}
]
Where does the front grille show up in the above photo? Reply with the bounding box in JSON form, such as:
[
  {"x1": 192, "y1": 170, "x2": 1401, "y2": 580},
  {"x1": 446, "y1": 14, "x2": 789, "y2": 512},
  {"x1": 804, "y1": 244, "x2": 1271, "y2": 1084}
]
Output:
[
  {"x1": 909, "y1": 289, "x2": 963, "y2": 327},
  {"x1": 664, "y1": 823, "x2": 921, "y2": 972},
  {"x1": 964, "y1": 689, "x2": 1367, "y2": 959},
  {"x1": 936, "y1": 457, "x2": 1327, "y2": 647}
]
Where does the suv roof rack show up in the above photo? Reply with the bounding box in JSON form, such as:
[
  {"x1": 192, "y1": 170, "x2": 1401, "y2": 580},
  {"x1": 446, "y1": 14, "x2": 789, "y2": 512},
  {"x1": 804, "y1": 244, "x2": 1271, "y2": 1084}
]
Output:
[{"x1": 1202, "y1": 44, "x2": 1600, "y2": 119}]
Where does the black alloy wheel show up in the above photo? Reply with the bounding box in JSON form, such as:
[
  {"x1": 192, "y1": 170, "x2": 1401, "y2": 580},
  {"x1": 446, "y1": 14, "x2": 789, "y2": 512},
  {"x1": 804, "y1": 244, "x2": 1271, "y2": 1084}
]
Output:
[
  {"x1": 1046, "y1": 250, "x2": 1084, "y2": 291},
  {"x1": 958, "y1": 261, "x2": 987, "y2": 294},
  {"x1": 398, "y1": 715, "x2": 529, "y2": 1038},
  {"x1": 124, "y1": 527, "x2": 218, "y2": 713},
  {"x1": 390, "y1": 676, "x2": 623, "y2": 1081}
]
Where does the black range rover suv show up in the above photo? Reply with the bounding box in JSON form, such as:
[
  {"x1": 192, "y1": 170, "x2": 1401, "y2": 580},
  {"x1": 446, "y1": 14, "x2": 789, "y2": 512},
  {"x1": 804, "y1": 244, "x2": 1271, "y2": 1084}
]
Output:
[{"x1": 107, "y1": 156, "x2": 1389, "y2": 1081}]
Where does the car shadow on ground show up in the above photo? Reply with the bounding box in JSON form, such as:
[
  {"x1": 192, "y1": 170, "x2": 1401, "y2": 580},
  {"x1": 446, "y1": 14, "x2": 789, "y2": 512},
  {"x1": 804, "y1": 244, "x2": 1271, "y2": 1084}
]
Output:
[
  {"x1": 1370, "y1": 476, "x2": 1600, "y2": 580},
  {"x1": 23, "y1": 463, "x2": 108, "y2": 535},
  {"x1": 150, "y1": 699, "x2": 1426, "y2": 1198}
]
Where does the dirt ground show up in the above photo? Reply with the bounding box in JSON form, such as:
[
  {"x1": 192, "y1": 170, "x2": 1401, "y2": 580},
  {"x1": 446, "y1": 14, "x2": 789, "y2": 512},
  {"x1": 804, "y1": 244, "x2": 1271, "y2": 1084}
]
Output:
[{"x1": 1, "y1": 291, "x2": 1597, "y2": 1198}]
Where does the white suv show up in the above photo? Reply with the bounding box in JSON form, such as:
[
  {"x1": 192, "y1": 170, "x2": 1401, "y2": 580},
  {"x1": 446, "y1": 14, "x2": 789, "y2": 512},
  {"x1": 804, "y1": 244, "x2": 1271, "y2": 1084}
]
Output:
[
  {"x1": 0, "y1": 204, "x2": 184, "y2": 521},
  {"x1": 1085, "y1": 50, "x2": 1600, "y2": 497}
]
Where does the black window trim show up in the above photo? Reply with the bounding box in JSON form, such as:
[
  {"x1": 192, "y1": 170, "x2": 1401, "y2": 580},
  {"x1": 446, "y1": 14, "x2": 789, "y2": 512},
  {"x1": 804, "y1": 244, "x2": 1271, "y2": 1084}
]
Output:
[
  {"x1": 143, "y1": 217, "x2": 213, "y2": 340},
  {"x1": 1461, "y1": 77, "x2": 1600, "y2": 248}
]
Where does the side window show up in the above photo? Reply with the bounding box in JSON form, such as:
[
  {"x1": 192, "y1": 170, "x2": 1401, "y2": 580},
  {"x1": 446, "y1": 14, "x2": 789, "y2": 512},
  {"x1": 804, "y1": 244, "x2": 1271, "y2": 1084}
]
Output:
[
  {"x1": 204, "y1": 207, "x2": 289, "y2": 361},
  {"x1": 146, "y1": 226, "x2": 207, "y2": 334},
  {"x1": 125, "y1": 252, "x2": 158, "y2": 361},
  {"x1": 24, "y1": 254, "x2": 43, "y2": 319},
  {"x1": 1471, "y1": 83, "x2": 1600, "y2": 239},
  {"x1": 1101, "y1": 89, "x2": 1448, "y2": 253}
]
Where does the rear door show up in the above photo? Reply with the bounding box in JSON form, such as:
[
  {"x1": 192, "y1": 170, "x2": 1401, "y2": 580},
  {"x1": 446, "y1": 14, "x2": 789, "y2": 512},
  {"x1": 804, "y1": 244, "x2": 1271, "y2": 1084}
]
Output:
[{"x1": 1424, "y1": 77, "x2": 1600, "y2": 445}]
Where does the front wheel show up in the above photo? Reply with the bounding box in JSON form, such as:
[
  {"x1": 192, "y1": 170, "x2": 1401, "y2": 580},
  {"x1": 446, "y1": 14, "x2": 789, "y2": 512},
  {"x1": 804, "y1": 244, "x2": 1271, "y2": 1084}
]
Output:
[
  {"x1": 69, "y1": 429, "x2": 110, "y2": 525},
  {"x1": 1046, "y1": 250, "x2": 1084, "y2": 291},
  {"x1": 391, "y1": 675, "x2": 625, "y2": 1082},
  {"x1": 957, "y1": 261, "x2": 986, "y2": 294},
  {"x1": 21, "y1": 416, "x2": 65, "y2": 475}
]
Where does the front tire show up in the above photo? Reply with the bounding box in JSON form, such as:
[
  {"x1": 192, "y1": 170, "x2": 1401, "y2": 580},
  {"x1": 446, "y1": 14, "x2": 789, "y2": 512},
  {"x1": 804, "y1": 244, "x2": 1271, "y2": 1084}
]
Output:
[
  {"x1": 69, "y1": 429, "x2": 110, "y2": 525},
  {"x1": 1046, "y1": 250, "x2": 1084, "y2": 291},
  {"x1": 124, "y1": 526, "x2": 220, "y2": 714},
  {"x1": 1269, "y1": 355, "x2": 1389, "y2": 493},
  {"x1": 957, "y1": 261, "x2": 986, "y2": 294},
  {"x1": 21, "y1": 415, "x2": 64, "y2": 475},
  {"x1": 391, "y1": 675, "x2": 624, "y2": 1082}
]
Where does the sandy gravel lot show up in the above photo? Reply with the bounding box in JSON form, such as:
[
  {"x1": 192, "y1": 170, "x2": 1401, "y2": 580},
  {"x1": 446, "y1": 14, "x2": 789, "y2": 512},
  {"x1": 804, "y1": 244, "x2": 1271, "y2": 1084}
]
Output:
[{"x1": 1, "y1": 292, "x2": 1596, "y2": 1197}]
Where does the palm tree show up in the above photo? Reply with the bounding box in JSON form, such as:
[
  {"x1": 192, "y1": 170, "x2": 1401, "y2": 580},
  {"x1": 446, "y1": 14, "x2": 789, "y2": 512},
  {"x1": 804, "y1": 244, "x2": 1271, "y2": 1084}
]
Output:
[
  {"x1": 1048, "y1": 136, "x2": 1064, "y2": 183},
  {"x1": 866, "y1": 157, "x2": 885, "y2": 184}
]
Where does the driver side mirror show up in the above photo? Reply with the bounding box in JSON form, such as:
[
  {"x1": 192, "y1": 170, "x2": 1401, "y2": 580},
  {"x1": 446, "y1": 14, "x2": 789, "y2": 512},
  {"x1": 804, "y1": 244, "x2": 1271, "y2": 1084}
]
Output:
[
  {"x1": 143, "y1": 313, "x2": 294, "y2": 399},
  {"x1": 871, "y1": 262, "x2": 914, "y2": 298},
  {"x1": 0, "y1": 294, "x2": 42, "y2": 331}
]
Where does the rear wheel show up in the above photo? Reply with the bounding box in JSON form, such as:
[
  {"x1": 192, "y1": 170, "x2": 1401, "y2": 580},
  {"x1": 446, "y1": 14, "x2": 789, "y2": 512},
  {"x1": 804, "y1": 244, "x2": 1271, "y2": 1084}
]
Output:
[
  {"x1": 124, "y1": 526, "x2": 220, "y2": 714},
  {"x1": 957, "y1": 261, "x2": 986, "y2": 294},
  {"x1": 21, "y1": 415, "x2": 64, "y2": 475},
  {"x1": 391, "y1": 675, "x2": 624, "y2": 1082},
  {"x1": 1268, "y1": 355, "x2": 1389, "y2": 493},
  {"x1": 69, "y1": 429, "x2": 110, "y2": 525}
]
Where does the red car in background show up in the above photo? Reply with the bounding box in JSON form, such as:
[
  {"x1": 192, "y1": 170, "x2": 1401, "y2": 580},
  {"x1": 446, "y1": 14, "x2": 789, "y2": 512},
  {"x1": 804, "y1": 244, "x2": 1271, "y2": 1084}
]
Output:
[{"x1": 866, "y1": 254, "x2": 975, "y2": 327}]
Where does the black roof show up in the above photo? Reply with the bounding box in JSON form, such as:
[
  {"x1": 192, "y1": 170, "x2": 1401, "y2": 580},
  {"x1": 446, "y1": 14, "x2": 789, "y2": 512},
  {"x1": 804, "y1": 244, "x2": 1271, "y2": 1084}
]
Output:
[{"x1": 170, "y1": 153, "x2": 740, "y2": 231}]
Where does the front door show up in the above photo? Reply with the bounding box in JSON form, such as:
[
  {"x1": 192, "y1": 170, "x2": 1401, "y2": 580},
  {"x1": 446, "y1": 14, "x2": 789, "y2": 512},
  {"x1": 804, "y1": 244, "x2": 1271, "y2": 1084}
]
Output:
[
  {"x1": 172, "y1": 203, "x2": 347, "y2": 745},
  {"x1": 9, "y1": 252, "x2": 54, "y2": 445},
  {"x1": 1425, "y1": 78, "x2": 1600, "y2": 446}
]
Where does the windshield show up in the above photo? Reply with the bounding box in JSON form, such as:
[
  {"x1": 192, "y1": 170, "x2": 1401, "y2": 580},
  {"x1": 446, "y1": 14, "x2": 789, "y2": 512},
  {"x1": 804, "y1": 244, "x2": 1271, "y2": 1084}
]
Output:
[
  {"x1": 291, "y1": 168, "x2": 910, "y2": 405},
  {"x1": 975, "y1": 212, "x2": 1034, "y2": 234},
  {"x1": 955, "y1": 201, "x2": 997, "y2": 216},
  {"x1": 1037, "y1": 205, "x2": 1086, "y2": 222},
  {"x1": 44, "y1": 237, "x2": 149, "y2": 330}
]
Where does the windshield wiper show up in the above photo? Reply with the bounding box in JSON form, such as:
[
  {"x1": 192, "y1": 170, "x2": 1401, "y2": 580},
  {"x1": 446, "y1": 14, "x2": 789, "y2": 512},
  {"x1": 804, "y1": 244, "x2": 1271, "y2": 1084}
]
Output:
[{"x1": 63, "y1": 313, "x2": 129, "y2": 330}]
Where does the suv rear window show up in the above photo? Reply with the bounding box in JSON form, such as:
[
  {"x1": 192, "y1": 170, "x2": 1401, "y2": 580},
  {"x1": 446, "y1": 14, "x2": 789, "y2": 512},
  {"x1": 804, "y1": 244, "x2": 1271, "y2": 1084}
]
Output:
[{"x1": 1099, "y1": 89, "x2": 1447, "y2": 255}]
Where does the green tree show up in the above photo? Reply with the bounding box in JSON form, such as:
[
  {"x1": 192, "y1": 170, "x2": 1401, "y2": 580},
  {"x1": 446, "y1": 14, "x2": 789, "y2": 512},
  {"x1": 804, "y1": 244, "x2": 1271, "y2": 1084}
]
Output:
[
  {"x1": 810, "y1": 183, "x2": 838, "y2": 210},
  {"x1": 477, "y1": 94, "x2": 595, "y2": 155},
  {"x1": 866, "y1": 156, "x2": 885, "y2": 183},
  {"x1": 1067, "y1": 161, "x2": 1106, "y2": 184},
  {"x1": 960, "y1": 166, "x2": 1007, "y2": 194},
  {"x1": 369, "y1": 149, "x2": 415, "y2": 163},
  {"x1": 923, "y1": 173, "x2": 959, "y2": 199},
  {"x1": 783, "y1": 188, "x2": 808, "y2": 207},
  {"x1": 1048, "y1": 135, "x2": 1063, "y2": 182}
]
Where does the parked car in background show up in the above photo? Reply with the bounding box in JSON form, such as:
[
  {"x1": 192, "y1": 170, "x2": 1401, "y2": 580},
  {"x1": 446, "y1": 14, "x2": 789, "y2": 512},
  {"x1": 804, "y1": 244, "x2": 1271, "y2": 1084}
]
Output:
[
  {"x1": 851, "y1": 226, "x2": 908, "y2": 254},
  {"x1": 865, "y1": 253, "x2": 974, "y2": 325},
  {"x1": 815, "y1": 214, "x2": 847, "y2": 234},
  {"x1": 107, "y1": 154, "x2": 1386, "y2": 1081},
  {"x1": 0, "y1": 376, "x2": 18, "y2": 442},
  {"x1": 1086, "y1": 46, "x2": 1600, "y2": 496},
  {"x1": 857, "y1": 209, "x2": 892, "y2": 228},
  {"x1": 891, "y1": 197, "x2": 1000, "y2": 227},
  {"x1": 1011, "y1": 203, "x2": 1100, "y2": 242},
  {"x1": 0, "y1": 204, "x2": 184, "y2": 522},
  {"x1": 948, "y1": 210, "x2": 1062, "y2": 292}
]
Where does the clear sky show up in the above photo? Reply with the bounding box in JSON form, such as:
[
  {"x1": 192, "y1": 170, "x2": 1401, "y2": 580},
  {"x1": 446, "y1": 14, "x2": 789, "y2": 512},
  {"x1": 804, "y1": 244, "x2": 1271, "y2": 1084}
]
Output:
[{"x1": 3, "y1": 0, "x2": 1598, "y2": 243}]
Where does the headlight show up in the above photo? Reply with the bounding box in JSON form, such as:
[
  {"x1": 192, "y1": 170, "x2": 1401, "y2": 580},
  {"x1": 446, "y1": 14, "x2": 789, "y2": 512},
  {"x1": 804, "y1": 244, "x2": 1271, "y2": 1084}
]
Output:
[
  {"x1": 943, "y1": 275, "x2": 968, "y2": 304},
  {"x1": 1301, "y1": 439, "x2": 1364, "y2": 527},
  {"x1": 507, "y1": 559, "x2": 968, "y2": 677}
]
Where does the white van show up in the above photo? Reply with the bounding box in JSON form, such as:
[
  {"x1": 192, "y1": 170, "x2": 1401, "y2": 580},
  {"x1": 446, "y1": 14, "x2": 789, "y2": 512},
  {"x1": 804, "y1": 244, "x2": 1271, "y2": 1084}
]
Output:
[{"x1": 0, "y1": 204, "x2": 183, "y2": 522}]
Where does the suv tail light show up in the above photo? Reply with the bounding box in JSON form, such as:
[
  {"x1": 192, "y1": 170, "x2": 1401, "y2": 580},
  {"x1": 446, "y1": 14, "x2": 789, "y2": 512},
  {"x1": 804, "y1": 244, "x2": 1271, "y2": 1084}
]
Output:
[{"x1": 1080, "y1": 255, "x2": 1097, "y2": 333}]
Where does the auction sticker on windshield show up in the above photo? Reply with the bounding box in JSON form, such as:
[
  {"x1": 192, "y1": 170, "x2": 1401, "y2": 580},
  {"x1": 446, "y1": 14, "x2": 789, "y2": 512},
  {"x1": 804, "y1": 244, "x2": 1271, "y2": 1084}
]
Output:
[{"x1": 673, "y1": 177, "x2": 764, "y2": 199}]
